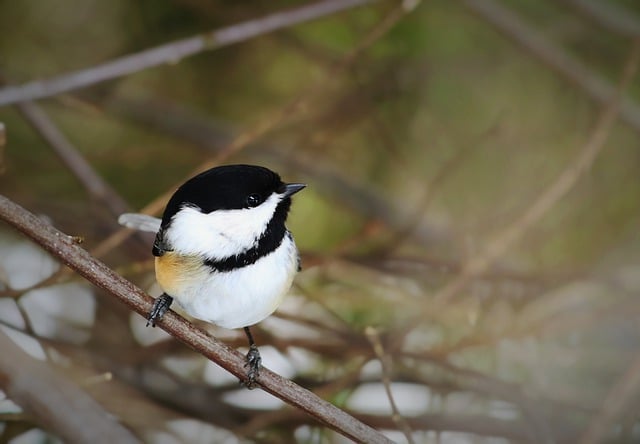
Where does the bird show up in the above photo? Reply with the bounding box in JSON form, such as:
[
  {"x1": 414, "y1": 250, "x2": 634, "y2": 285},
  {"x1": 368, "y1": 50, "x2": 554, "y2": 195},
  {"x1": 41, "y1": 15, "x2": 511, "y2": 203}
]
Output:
[{"x1": 118, "y1": 164, "x2": 305, "y2": 387}]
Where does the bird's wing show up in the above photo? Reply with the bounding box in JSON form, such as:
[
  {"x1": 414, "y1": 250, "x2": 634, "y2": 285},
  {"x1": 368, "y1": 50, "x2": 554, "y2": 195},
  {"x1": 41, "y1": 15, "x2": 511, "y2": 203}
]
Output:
[{"x1": 118, "y1": 213, "x2": 162, "y2": 233}]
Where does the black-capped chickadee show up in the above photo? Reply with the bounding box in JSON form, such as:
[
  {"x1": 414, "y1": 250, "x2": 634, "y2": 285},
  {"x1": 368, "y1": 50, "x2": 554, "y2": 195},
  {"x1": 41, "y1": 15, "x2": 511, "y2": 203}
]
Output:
[{"x1": 119, "y1": 164, "x2": 305, "y2": 387}]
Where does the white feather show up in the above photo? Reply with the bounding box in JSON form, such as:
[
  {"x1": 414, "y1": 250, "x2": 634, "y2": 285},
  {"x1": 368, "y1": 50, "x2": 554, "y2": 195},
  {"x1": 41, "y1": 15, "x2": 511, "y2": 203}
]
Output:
[
  {"x1": 167, "y1": 192, "x2": 282, "y2": 259},
  {"x1": 171, "y1": 234, "x2": 298, "y2": 328},
  {"x1": 118, "y1": 213, "x2": 162, "y2": 233},
  {"x1": 148, "y1": 190, "x2": 298, "y2": 328}
]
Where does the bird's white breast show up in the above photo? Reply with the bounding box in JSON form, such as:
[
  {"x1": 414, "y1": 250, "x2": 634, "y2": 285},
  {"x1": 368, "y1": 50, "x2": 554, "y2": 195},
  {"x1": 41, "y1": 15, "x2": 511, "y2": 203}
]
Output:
[{"x1": 166, "y1": 234, "x2": 298, "y2": 329}]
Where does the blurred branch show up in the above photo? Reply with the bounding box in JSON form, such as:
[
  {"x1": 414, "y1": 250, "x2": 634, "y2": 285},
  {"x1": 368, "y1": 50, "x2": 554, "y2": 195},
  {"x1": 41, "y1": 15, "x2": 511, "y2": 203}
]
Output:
[
  {"x1": 239, "y1": 410, "x2": 537, "y2": 441},
  {"x1": 179, "y1": 399, "x2": 537, "y2": 441},
  {"x1": 234, "y1": 408, "x2": 539, "y2": 442},
  {"x1": 366, "y1": 327, "x2": 416, "y2": 444},
  {"x1": 0, "y1": 0, "x2": 380, "y2": 106},
  {"x1": 90, "y1": 0, "x2": 426, "y2": 259},
  {"x1": 0, "y1": 121, "x2": 5, "y2": 174},
  {"x1": 0, "y1": 194, "x2": 393, "y2": 444},
  {"x1": 579, "y1": 350, "x2": 640, "y2": 443},
  {"x1": 431, "y1": 38, "x2": 640, "y2": 305},
  {"x1": 352, "y1": 254, "x2": 578, "y2": 287},
  {"x1": 399, "y1": 353, "x2": 561, "y2": 442},
  {"x1": 561, "y1": 0, "x2": 640, "y2": 38},
  {"x1": 16, "y1": 101, "x2": 129, "y2": 217},
  {"x1": 104, "y1": 96, "x2": 446, "y2": 247},
  {"x1": 0, "y1": 328, "x2": 139, "y2": 444},
  {"x1": 463, "y1": 0, "x2": 640, "y2": 135},
  {"x1": 375, "y1": 120, "x2": 498, "y2": 255},
  {"x1": 357, "y1": 412, "x2": 539, "y2": 442},
  {"x1": 264, "y1": 311, "x2": 561, "y2": 441}
]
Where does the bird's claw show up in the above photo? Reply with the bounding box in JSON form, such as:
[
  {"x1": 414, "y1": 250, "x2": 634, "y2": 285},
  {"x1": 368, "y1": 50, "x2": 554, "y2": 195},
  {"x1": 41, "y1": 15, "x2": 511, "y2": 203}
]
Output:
[
  {"x1": 243, "y1": 344, "x2": 262, "y2": 389},
  {"x1": 147, "y1": 294, "x2": 173, "y2": 327}
]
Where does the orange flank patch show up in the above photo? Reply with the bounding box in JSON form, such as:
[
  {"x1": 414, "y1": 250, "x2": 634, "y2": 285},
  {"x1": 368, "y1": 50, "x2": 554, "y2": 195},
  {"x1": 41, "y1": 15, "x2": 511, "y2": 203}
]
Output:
[{"x1": 155, "y1": 252, "x2": 205, "y2": 296}]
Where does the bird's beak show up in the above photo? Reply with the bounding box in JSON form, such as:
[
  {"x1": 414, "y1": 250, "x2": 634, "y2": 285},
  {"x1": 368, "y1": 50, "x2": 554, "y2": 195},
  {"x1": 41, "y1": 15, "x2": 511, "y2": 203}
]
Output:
[{"x1": 280, "y1": 183, "x2": 306, "y2": 198}]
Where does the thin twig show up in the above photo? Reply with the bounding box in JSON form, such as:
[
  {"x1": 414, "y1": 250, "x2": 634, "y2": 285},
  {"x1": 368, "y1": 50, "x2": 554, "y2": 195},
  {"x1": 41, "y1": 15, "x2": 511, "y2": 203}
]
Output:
[
  {"x1": 431, "y1": 38, "x2": 640, "y2": 305},
  {"x1": 579, "y1": 348, "x2": 640, "y2": 442},
  {"x1": 189, "y1": 402, "x2": 538, "y2": 441},
  {"x1": 106, "y1": 96, "x2": 445, "y2": 248},
  {"x1": 356, "y1": 412, "x2": 548, "y2": 442},
  {"x1": 0, "y1": 328, "x2": 139, "y2": 444},
  {"x1": 389, "y1": 34, "x2": 640, "y2": 365},
  {"x1": 0, "y1": 0, "x2": 379, "y2": 106},
  {"x1": 374, "y1": 120, "x2": 500, "y2": 256},
  {"x1": 366, "y1": 327, "x2": 416, "y2": 444},
  {"x1": 16, "y1": 101, "x2": 130, "y2": 218},
  {"x1": 0, "y1": 194, "x2": 393, "y2": 444},
  {"x1": 0, "y1": 121, "x2": 5, "y2": 174},
  {"x1": 91, "y1": 0, "x2": 422, "y2": 259},
  {"x1": 561, "y1": 0, "x2": 640, "y2": 38},
  {"x1": 229, "y1": 408, "x2": 542, "y2": 442},
  {"x1": 463, "y1": 0, "x2": 640, "y2": 134}
]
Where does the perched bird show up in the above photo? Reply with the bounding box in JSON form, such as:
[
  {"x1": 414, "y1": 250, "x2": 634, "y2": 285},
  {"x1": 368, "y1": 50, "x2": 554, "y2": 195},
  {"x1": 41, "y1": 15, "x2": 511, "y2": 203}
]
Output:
[{"x1": 119, "y1": 164, "x2": 305, "y2": 387}]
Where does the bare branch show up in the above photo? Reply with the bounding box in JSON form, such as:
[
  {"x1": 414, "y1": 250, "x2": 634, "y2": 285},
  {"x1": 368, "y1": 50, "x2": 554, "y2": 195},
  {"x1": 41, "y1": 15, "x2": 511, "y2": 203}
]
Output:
[
  {"x1": 390, "y1": 33, "x2": 640, "y2": 344},
  {"x1": 16, "y1": 101, "x2": 130, "y2": 217},
  {"x1": 0, "y1": 121, "x2": 5, "y2": 174},
  {"x1": 579, "y1": 354, "x2": 640, "y2": 443},
  {"x1": 366, "y1": 327, "x2": 415, "y2": 444},
  {"x1": 430, "y1": 38, "x2": 640, "y2": 305},
  {"x1": 90, "y1": 0, "x2": 424, "y2": 259},
  {"x1": 0, "y1": 0, "x2": 379, "y2": 106},
  {"x1": 0, "y1": 328, "x2": 139, "y2": 444},
  {"x1": 561, "y1": 0, "x2": 640, "y2": 38},
  {"x1": 356, "y1": 413, "x2": 544, "y2": 442},
  {"x1": 0, "y1": 194, "x2": 393, "y2": 444},
  {"x1": 463, "y1": 0, "x2": 640, "y2": 135}
]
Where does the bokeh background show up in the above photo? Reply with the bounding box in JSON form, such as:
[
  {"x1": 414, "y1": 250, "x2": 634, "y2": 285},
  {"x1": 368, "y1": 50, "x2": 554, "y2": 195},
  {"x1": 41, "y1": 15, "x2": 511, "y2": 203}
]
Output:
[{"x1": 1, "y1": 0, "x2": 640, "y2": 443}]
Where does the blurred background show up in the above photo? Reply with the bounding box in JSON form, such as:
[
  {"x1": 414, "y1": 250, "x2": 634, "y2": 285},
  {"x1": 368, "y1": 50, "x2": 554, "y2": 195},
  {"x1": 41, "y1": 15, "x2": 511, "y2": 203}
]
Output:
[{"x1": 1, "y1": 0, "x2": 640, "y2": 443}]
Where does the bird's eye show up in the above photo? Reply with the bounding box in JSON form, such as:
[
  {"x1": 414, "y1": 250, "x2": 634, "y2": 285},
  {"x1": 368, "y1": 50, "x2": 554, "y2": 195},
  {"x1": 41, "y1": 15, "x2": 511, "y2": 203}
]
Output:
[{"x1": 246, "y1": 193, "x2": 262, "y2": 208}]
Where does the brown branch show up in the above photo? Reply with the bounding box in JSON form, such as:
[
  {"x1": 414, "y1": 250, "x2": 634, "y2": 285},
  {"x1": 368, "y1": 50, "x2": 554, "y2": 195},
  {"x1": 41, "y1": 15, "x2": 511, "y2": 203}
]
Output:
[
  {"x1": 226, "y1": 408, "x2": 539, "y2": 442},
  {"x1": 357, "y1": 413, "x2": 544, "y2": 442},
  {"x1": 105, "y1": 96, "x2": 446, "y2": 249},
  {"x1": 90, "y1": 0, "x2": 424, "y2": 259},
  {"x1": 365, "y1": 327, "x2": 416, "y2": 444},
  {"x1": 0, "y1": 0, "x2": 380, "y2": 106},
  {"x1": 16, "y1": 101, "x2": 130, "y2": 218},
  {"x1": 463, "y1": 0, "x2": 640, "y2": 135},
  {"x1": 0, "y1": 328, "x2": 139, "y2": 443},
  {"x1": 0, "y1": 194, "x2": 393, "y2": 444},
  {"x1": 429, "y1": 38, "x2": 640, "y2": 305},
  {"x1": 561, "y1": 0, "x2": 640, "y2": 38},
  {"x1": 386, "y1": 31, "x2": 640, "y2": 363},
  {"x1": 579, "y1": 349, "x2": 640, "y2": 443},
  {"x1": 0, "y1": 121, "x2": 5, "y2": 174}
]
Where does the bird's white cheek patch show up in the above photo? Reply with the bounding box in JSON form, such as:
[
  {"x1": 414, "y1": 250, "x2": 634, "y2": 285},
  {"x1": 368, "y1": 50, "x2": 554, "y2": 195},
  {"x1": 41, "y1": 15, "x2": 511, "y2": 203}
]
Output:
[{"x1": 167, "y1": 194, "x2": 281, "y2": 258}]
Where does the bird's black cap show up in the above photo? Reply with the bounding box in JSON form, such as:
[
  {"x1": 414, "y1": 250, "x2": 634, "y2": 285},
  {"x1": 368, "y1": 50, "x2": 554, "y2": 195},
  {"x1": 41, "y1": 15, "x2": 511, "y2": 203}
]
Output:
[{"x1": 160, "y1": 165, "x2": 302, "y2": 228}]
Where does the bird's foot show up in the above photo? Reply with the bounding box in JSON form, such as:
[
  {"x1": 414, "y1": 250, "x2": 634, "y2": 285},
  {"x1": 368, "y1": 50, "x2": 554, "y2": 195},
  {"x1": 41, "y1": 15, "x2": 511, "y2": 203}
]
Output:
[
  {"x1": 242, "y1": 344, "x2": 262, "y2": 389},
  {"x1": 147, "y1": 294, "x2": 173, "y2": 327}
]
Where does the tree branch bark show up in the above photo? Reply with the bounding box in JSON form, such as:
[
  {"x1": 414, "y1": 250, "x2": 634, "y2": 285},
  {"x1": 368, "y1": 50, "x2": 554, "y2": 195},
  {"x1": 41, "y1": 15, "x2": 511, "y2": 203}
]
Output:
[
  {"x1": 0, "y1": 328, "x2": 140, "y2": 444},
  {"x1": 16, "y1": 101, "x2": 130, "y2": 218},
  {"x1": 0, "y1": 0, "x2": 379, "y2": 106},
  {"x1": 0, "y1": 194, "x2": 392, "y2": 444},
  {"x1": 428, "y1": 34, "x2": 640, "y2": 305},
  {"x1": 561, "y1": 0, "x2": 640, "y2": 38},
  {"x1": 463, "y1": 0, "x2": 640, "y2": 135}
]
